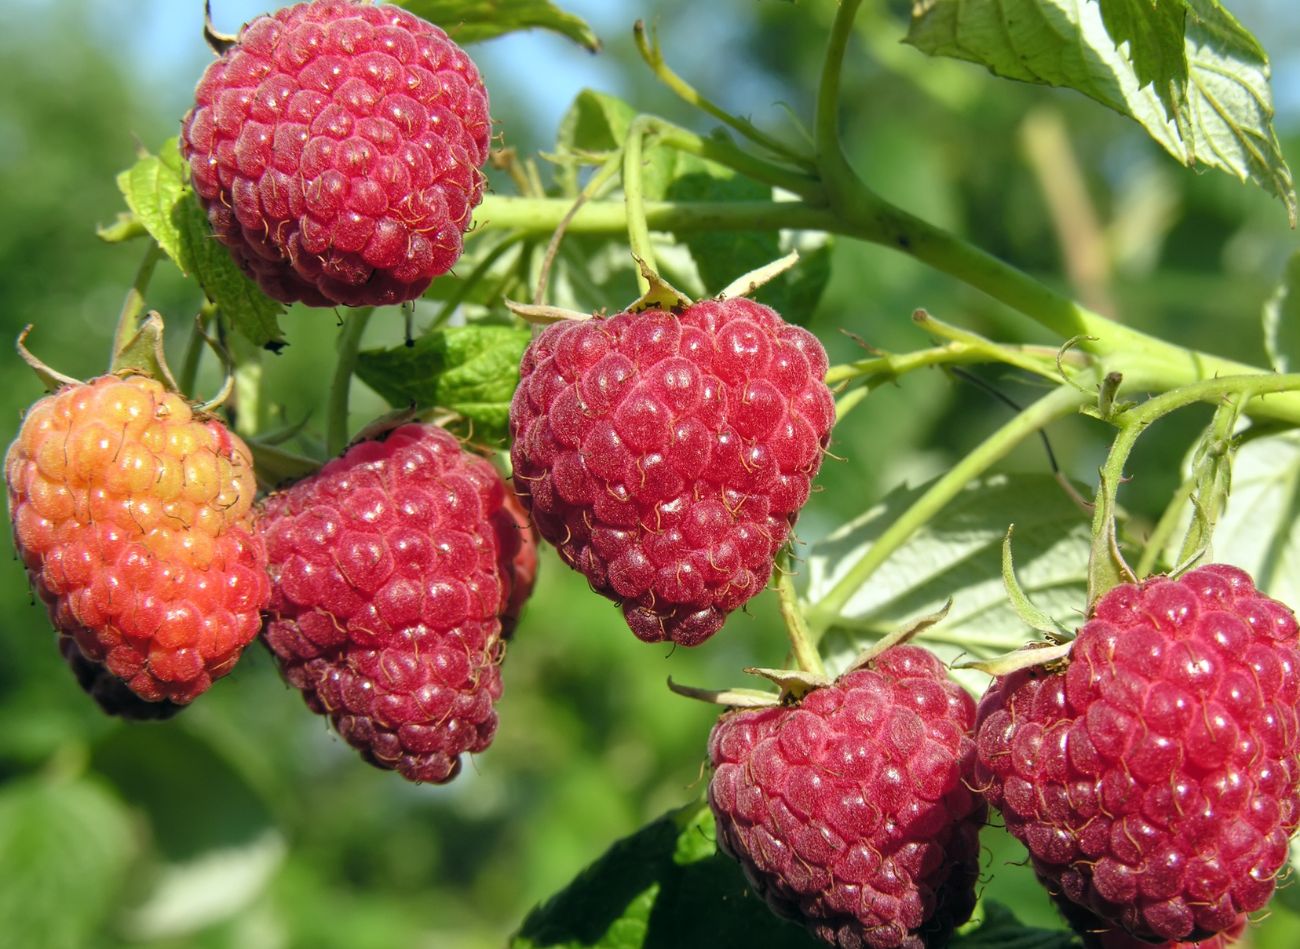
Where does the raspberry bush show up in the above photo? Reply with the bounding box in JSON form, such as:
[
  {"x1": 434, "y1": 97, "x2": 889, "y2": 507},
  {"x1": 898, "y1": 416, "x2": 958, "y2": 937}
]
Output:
[{"x1": 3, "y1": 1, "x2": 1300, "y2": 947}]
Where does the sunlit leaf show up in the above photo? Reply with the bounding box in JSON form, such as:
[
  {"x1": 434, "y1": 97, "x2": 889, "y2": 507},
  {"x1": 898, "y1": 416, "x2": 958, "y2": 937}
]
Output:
[
  {"x1": 807, "y1": 474, "x2": 1092, "y2": 690},
  {"x1": 1196, "y1": 429, "x2": 1300, "y2": 608},
  {"x1": 356, "y1": 324, "x2": 531, "y2": 443},
  {"x1": 114, "y1": 139, "x2": 285, "y2": 349},
  {"x1": 907, "y1": 0, "x2": 1296, "y2": 223},
  {"x1": 1097, "y1": 0, "x2": 1189, "y2": 122}
]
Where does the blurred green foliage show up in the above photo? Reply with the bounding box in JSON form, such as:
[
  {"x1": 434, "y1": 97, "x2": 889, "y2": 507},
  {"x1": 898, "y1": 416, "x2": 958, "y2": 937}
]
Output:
[{"x1": 1, "y1": 1, "x2": 1298, "y2": 947}]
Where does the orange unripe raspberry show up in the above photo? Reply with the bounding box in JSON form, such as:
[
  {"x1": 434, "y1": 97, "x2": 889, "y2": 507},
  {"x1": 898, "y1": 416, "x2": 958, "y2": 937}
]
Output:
[{"x1": 6, "y1": 374, "x2": 270, "y2": 707}]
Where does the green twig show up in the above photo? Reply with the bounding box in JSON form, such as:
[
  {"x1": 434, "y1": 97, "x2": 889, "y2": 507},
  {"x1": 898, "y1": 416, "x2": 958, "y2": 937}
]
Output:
[
  {"x1": 634, "y1": 19, "x2": 814, "y2": 168},
  {"x1": 776, "y1": 549, "x2": 826, "y2": 677},
  {"x1": 624, "y1": 116, "x2": 657, "y2": 293},
  {"x1": 470, "y1": 193, "x2": 1300, "y2": 426},
  {"x1": 326, "y1": 307, "x2": 374, "y2": 457},
  {"x1": 1089, "y1": 374, "x2": 1300, "y2": 601},
  {"x1": 639, "y1": 116, "x2": 823, "y2": 199},
  {"x1": 110, "y1": 243, "x2": 165, "y2": 368},
  {"x1": 178, "y1": 302, "x2": 218, "y2": 399},
  {"x1": 806, "y1": 382, "x2": 1092, "y2": 640},
  {"x1": 826, "y1": 341, "x2": 1068, "y2": 387},
  {"x1": 814, "y1": 0, "x2": 866, "y2": 211},
  {"x1": 535, "y1": 152, "x2": 624, "y2": 306}
]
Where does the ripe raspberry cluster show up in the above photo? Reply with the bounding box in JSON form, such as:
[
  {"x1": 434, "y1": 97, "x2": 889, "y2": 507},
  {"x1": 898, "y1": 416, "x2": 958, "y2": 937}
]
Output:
[
  {"x1": 975, "y1": 564, "x2": 1300, "y2": 944},
  {"x1": 259, "y1": 424, "x2": 525, "y2": 783},
  {"x1": 510, "y1": 298, "x2": 835, "y2": 646},
  {"x1": 708, "y1": 646, "x2": 986, "y2": 949},
  {"x1": 6, "y1": 374, "x2": 269, "y2": 707},
  {"x1": 181, "y1": 0, "x2": 491, "y2": 307}
]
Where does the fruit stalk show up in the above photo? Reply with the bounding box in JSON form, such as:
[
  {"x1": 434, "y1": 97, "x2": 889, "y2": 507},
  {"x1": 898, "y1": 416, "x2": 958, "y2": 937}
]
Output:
[
  {"x1": 775, "y1": 548, "x2": 826, "y2": 676},
  {"x1": 326, "y1": 307, "x2": 374, "y2": 457},
  {"x1": 623, "y1": 116, "x2": 658, "y2": 294},
  {"x1": 109, "y1": 243, "x2": 164, "y2": 368},
  {"x1": 1087, "y1": 372, "x2": 1300, "y2": 601},
  {"x1": 472, "y1": 185, "x2": 1300, "y2": 427}
]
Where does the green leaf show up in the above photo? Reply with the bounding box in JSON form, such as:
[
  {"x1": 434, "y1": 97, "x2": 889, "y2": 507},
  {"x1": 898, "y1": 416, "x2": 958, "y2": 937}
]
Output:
[
  {"x1": 806, "y1": 473, "x2": 1092, "y2": 690},
  {"x1": 952, "y1": 902, "x2": 1078, "y2": 949},
  {"x1": 558, "y1": 89, "x2": 636, "y2": 156},
  {"x1": 116, "y1": 145, "x2": 187, "y2": 270},
  {"x1": 114, "y1": 139, "x2": 285, "y2": 349},
  {"x1": 1196, "y1": 429, "x2": 1300, "y2": 608},
  {"x1": 906, "y1": 0, "x2": 1296, "y2": 224},
  {"x1": 0, "y1": 776, "x2": 138, "y2": 949},
  {"x1": 1097, "y1": 0, "x2": 1189, "y2": 123},
  {"x1": 511, "y1": 802, "x2": 823, "y2": 948},
  {"x1": 171, "y1": 189, "x2": 286, "y2": 350},
  {"x1": 355, "y1": 324, "x2": 531, "y2": 443},
  {"x1": 392, "y1": 0, "x2": 598, "y2": 51}
]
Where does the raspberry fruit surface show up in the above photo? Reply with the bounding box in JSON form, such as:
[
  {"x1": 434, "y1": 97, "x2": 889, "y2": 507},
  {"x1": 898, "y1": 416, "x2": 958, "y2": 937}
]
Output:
[
  {"x1": 1052, "y1": 895, "x2": 1245, "y2": 949},
  {"x1": 975, "y1": 564, "x2": 1300, "y2": 943},
  {"x1": 509, "y1": 298, "x2": 835, "y2": 646},
  {"x1": 181, "y1": 0, "x2": 491, "y2": 307},
  {"x1": 708, "y1": 646, "x2": 986, "y2": 949},
  {"x1": 497, "y1": 487, "x2": 536, "y2": 638},
  {"x1": 260, "y1": 424, "x2": 517, "y2": 783},
  {"x1": 6, "y1": 374, "x2": 269, "y2": 706},
  {"x1": 60, "y1": 637, "x2": 184, "y2": 722}
]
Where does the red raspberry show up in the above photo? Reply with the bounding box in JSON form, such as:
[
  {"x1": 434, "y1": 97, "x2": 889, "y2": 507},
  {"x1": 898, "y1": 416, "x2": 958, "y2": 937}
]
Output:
[
  {"x1": 259, "y1": 424, "x2": 517, "y2": 783},
  {"x1": 5, "y1": 375, "x2": 269, "y2": 706},
  {"x1": 181, "y1": 0, "x2": 491, "y2": 307},
  {"x1": 1053, "y1": 895, "x2": 1246, "y2": 949},
  {"x1": 496, "y1": 486, "x2": 537, "y2": 638},
  {"x1": 974, "y1": 564, "x2": 1300, "y2": 944},
  {"x1": 509, "y1": 299, "x2": 835, "y2": 646},
  {"x1": 708, "y1": 646, "x2": 986, "y2": 949}
]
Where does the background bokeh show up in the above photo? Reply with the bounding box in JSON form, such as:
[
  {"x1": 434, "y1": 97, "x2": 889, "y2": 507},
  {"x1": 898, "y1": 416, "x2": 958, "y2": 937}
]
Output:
[{"x1": 1, "y1": 1, "x2": 1299, "y2": 946}]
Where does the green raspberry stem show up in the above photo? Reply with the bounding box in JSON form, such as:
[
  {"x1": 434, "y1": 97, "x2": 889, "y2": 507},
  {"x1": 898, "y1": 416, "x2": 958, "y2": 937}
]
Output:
[
  {"x1": 1088, "y1": 373, "x2": 1300, "y2": 602},
  {"x1": 178, "y1": 303, "x2": 218, "y2": 400},
  {"x1": 814, "y1": 0, "x2": 866, "y2": 219},
  {"x1": 634, "y1": 20, "x2": 814, "y2": 168},
  {"x1": 776, "y1": 548, "x2": 826, "y2": 677},
  {"x1": 624, "y1": 116, "x2": 658, "y2": 293},
  {"x1": 109, "y1": 243, "x2": 164, "y2": 371},
  {"x1": 472, "y1": 192, "x2": 1300, "y2": 426},
  {"x1": 326, "y1": 307, "x2": 374, "y2": 457}
]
